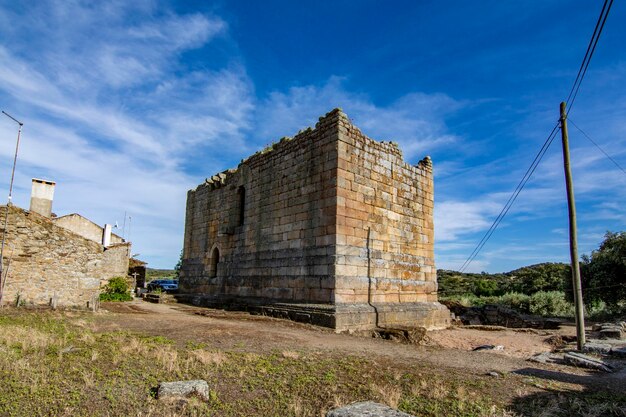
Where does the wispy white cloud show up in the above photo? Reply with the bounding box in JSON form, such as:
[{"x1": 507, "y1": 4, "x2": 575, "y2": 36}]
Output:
[
  {"x1": 253, "y1": 73, "x2": 626, "y2": 273},
  {"x1": 0, "y1": 1, "x2": 253, "y2": 267},
  {"x1": 435, "y1": 200, "x2": 499, "y2": 242},
  {"x1": 1, "y1": 0, "x2": 624, "y2": 274},
  {"x1": 435, "y1": 145, "x2": 626, "y2": 271},
  {"x1": 256, "y1": 76, "x2": 463, "y2": 161}
]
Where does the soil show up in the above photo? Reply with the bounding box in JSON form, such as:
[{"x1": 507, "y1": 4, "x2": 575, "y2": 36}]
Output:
[{"x1": 98, "y1": 300, "x2": 626, "y2": 393}]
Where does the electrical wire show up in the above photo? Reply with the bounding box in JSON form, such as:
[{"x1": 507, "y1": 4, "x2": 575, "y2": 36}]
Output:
[
  {"x1": 458, "y1": 1, "x2": 614, "y2": 272},
  {"x1": 565, "y1": 0, "x2": 614, "y2": 112},
  {"x1": 568, "y1": 118, "x2": 626, "y2": 177},
  {"x1": 458, "y1": 123, "x2": 560, "y2": 273}
]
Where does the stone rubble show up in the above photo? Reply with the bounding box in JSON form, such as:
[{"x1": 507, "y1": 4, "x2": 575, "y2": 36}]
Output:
[
  {"x1": 564, "y1": 352, "x2": 614, "y2": 373},
  {"x1": 592, "y1": 322, "x2": 625, "y2": 340}
]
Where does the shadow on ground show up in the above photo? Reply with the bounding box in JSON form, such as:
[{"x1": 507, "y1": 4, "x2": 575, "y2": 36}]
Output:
[{"x1": 511, "y1": 366, "x2": 626, "y2": 416}]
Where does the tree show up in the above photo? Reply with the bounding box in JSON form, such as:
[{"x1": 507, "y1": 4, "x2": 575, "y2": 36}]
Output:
[
  {"x1": 577, "y1": 231, "x2": 626, "y2": 312},
  {"x1": 473, "y1": 279, "x2": 498, "y2": 296},
  {"x1": 174, "y1": 250, "x2": 183, "y2": 279},
  {"x1": 506, "y1": 263, "x2": 570, "y2": 294}
]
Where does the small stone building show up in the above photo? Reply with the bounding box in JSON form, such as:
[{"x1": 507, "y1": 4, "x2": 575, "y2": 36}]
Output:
[
  {"x1": 180, "y1": 109, "x2": 450, "y2": 331},
  {"x1": 128, "y1": 257, "x2": 147, "y2": 289},
  {"x1": 53, "y1": 213, "x2": 125, "y2": 245},
  {"x1": 0, "y1": 179, "x2": 130, "y2": 308}
]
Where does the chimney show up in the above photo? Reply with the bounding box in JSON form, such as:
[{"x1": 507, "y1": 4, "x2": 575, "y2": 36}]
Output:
[
  {"x1": 102, "y1": 224, "x2": 112, "y2": 247},
  {"x1": 29, "y1": 178, "x2": 56, "y2": 217}
]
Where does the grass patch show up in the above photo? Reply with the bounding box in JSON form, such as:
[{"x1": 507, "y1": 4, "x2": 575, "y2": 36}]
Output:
[
  {"x1": 512, "y1": 390, "x2": 626, "y2": 416},
  {"x1": 0, "y1": 309, "x2": 623, "y2": 416}
]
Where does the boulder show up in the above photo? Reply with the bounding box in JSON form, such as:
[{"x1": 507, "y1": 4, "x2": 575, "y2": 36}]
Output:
[
  {"x1": 599, "y1": 327, "x2": 623, "y2": 340},
  {"x1": 583, "y1": 342, "x2": 612, "y2": 355},
  {"x1": 563, "y1": 352, "x2": 613, "y2": 373},
  {"x1": 327, "y1": 402, "x2": 415, "y2": 417},
  {"x1": 157, "y1": 380, "x2": 209, "y2": 401}
]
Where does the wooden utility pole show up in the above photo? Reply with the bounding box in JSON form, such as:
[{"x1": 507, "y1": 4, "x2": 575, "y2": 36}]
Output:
[{"x1": 560, "y1": 102, "x2": 586, "y2": 350}]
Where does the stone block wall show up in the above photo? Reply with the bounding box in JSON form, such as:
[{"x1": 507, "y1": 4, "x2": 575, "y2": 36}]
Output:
[
  {"x1": 181, "y1": 111, "x2": 341, "y2": 304},
  {"x1": 180, "y1": 109, "x2": 450, "y2": 331},
  {"x1": 334, "y1": 116, "x2": 436, "y2": 304},
  {"x1": 0, "y1": 205, "x2": 130, "y2": 307}
]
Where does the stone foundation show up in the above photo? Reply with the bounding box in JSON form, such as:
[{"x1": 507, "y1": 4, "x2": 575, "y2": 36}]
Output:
[{"x1": 176, "y1": 293, "x2": 450, "y2": 332}]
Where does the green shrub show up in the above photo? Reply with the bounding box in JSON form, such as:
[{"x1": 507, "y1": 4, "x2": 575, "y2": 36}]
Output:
[
  {"x1": 99, "y1": 292, "x2": 132, "y2": 302},
  {"x1": 496, "y1": 292, "x2": 531, "y2": 312},
  {"x1": 99, "y1": 276, "x2": 132, "y2": 302},
  {"x1": 446, "y1": 292, "x2": 531, "y2": 312},
  {"x1": 473, "y1": 279, "x2": 498, "y2": 296},
  {"x1": 446, "y1": 289, "x2": 609, "y2": 319},
  {"x1": 528, "y1": 291, "x2": 574, "y2": 317}
]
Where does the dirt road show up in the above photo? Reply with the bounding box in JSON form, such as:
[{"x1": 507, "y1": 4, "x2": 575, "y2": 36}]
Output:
[{"x1": 97, "y1": 300, "x2": 625, "y2": 392}]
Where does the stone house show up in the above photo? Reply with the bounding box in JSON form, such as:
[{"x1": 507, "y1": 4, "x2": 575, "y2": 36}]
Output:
[
  {"x1": 180, "y1": 109, "x2": 450, "y2": 331},
  {"x1": 53, "y1": 213, "x2": 125, "y2": 245},
  {"x1": 0, "y1": 179, "x2": 130, "y2": 308}
]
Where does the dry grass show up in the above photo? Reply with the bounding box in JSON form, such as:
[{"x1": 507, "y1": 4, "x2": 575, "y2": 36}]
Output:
[
  {"x1": 81, "y1": 370, "x2": 96, "y2": 388},
  {"x1": 78, "y1": 331, "x2": 96, "y2": 345},
  {"x1": 371, "y1": 382, "x2": 402, "y2": 408},
  {"x1": 426, "y1": 378, "x2": 451, "y2": 400},
  {"x1": 281, "y1": 350, "x2": 301, "y2": 359},
  {"x1": 0, "y1": 324, "x2": 59, "y2": 353},
  {"x1": 190, "y1": 349, "x2": 228, "y2": 367},
  {"x1": 119, "y1": 336, "x2": 147, "y2": 355},
  {"x1": 0, "y1": 309, "x2": 623, "y2": 417},
  {"x1": 153, "y1": 345, "x2": 179, "y2": 373},
  {"x1": 288, "y1": 396, "x2": 316, "y2": 417},
  {"x1": 242, "y1": 352, "x2": 261, "y2": 362}
]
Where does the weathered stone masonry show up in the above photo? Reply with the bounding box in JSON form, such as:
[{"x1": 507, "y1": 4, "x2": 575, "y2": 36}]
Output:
[
  {"x1": 0, "y1": 205, "x2": 130, "y2": 307},
  {"x1": 180, "y1": 109, "x2": 450, "y2": 331}
]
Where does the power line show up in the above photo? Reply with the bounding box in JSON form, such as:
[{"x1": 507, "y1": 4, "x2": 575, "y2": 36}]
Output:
[
  {"x1": 568, "y1": 118, "x2": 626, "y2": 177},
  {"x1": 458, "y1": 1, "x2": 614, "y2": 272},
  {"x1": 458, "y1": 123, "x2": 560, "y2": 273},
  {"x1": 565, "y1": 0, "x2": 614, "y2": 112}
]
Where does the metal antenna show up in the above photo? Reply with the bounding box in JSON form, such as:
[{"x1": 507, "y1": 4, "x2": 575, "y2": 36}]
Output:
[
  {"x1": 0, "y1": 111, "x2": 24, "y2": 306},
  {"x1": 127, "y1": 215, "x2": 132, "y2": 257}
]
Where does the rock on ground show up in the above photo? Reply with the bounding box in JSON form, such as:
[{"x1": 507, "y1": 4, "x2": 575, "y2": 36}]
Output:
[
  {"x1": 600, "y1": 327, "x2": 624, "y2": 340},
  {"x1": 327, "y1": 401, "x2": 415, "y2": 417},
  {"x1": 528, "y1": 352, "x2": 562, "y2": 364},
  {"x1": 564, "y1": 352, "x2": 613, "y2": 373},
  {"x1": 612, "y1": 346, "x2": 626, "y2": 358},
  {"x1": 583, "y1": 342, "x2": 613, "y2": 355},
  {"x1": 157, "y1": 380, "x2": 209, "y2": 401}
]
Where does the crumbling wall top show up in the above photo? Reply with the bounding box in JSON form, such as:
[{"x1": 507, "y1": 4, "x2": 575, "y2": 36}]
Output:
[{"x1": 192, "y1": 107, "x2": 433, "y2": 193}]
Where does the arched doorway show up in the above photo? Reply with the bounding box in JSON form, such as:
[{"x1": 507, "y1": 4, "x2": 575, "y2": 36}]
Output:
[{"x1": 209, "y1": 246, "x2": 220, "y2": 278}]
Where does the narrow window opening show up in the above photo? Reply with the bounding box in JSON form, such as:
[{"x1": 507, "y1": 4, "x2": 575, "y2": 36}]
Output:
[
  {"x1": 209, "y1": 247, "x2": 220, "y2": 278},
  {"x1": 237, "y1": 186, "x2": 245, "y2": 226}
]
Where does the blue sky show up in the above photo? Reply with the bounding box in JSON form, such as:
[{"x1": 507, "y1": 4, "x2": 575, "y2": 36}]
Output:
[{"x1": 0, "y1": 1, "x2": 624, "y2": 272}]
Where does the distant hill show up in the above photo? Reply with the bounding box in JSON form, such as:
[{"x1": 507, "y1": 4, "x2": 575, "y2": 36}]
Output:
[
  {"x1": 438, "y1": 263, "x2": 570, "y2": 297},
  {"x1": 146, "y1": 268, "x2": 176, "y2": 280}
]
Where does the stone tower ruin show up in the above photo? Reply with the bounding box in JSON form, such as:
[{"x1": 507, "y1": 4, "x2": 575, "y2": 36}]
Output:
[{"x1": 179, "y1": 108, "x2": 450, "y2": 331}]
